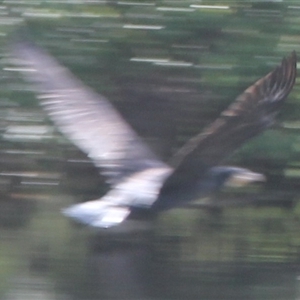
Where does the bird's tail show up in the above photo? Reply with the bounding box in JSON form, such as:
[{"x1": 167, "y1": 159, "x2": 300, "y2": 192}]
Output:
[{"x1": 62, "y1": 200, "x2": 131, "y2": 228}]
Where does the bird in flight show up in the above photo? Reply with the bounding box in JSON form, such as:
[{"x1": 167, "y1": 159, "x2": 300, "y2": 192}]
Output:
[{"x1": 12, "y1": 40, "x2": 297, "y2": 228}]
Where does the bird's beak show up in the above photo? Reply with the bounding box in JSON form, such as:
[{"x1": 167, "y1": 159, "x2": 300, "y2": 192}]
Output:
[{"x1": 225, "y1": 171, "x2": 266, "y2": 188}]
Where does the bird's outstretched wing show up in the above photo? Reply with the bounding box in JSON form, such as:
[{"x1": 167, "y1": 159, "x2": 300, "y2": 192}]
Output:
[
  {"x1": 12, "y1": 40, "x2": 168, "y2": 184},
  {"x1": 170, "y1": 52, "x2": 297, "y2": 172}
]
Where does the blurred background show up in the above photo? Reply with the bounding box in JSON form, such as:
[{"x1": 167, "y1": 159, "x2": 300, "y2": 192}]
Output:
[{"x1": 0, "y1": 0, "x2": 299, "y2": 299}]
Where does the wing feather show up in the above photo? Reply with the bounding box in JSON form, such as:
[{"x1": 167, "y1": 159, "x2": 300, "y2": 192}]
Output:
[
  {"x1": 12, "y1": 40, "x2": 168, "y2": 184},
  {"x1": 170, "y1": 52, "x2": 297, "y2": 170}
]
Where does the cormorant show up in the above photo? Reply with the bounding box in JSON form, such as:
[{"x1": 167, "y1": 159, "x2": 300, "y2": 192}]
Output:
[{"x1": 12, "y1": 40, "x2": 297, "y2": 228}]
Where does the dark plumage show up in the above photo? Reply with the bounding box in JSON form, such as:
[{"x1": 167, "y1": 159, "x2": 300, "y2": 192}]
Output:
[{"x1": 12, "y1": 40, "x2": 297, "y2": 228}]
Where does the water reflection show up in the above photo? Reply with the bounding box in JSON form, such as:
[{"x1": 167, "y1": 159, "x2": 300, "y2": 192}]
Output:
[{"x1": 0, "y1": 189, "x2": 299, "y2": 299}]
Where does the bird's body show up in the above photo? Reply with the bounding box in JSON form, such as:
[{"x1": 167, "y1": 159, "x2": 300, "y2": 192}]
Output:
[{"x1": 12, "y1": 39, "x2": 297, "y2": 228}]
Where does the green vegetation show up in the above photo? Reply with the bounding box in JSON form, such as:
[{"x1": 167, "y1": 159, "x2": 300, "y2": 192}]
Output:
[{"x1": 0, "y1": 0, "x2": 299, "y2": 278}]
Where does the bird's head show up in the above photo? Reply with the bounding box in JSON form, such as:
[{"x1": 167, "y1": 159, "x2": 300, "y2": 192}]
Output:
[{"x1": 207, "y1": 166, "x2": 266, "y2": 191}]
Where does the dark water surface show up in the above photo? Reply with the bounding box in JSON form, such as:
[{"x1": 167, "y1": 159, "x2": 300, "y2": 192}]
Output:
[{"x1": 0, "y1": 191, "x2": 299, "y2": 300}]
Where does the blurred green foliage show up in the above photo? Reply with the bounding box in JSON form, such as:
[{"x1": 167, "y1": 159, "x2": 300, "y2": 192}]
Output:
[{"x1": 0, "y1": 3, "x2": 299, "y2": 297}]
